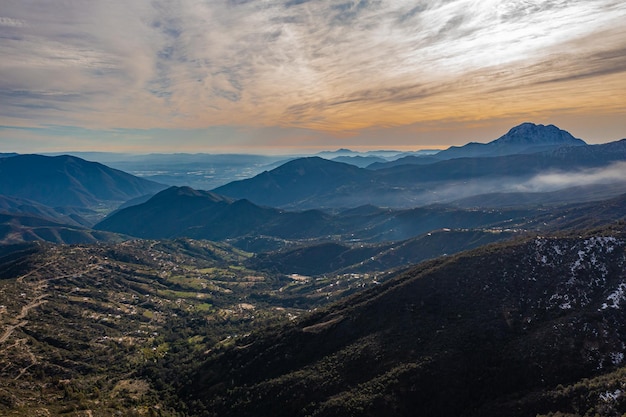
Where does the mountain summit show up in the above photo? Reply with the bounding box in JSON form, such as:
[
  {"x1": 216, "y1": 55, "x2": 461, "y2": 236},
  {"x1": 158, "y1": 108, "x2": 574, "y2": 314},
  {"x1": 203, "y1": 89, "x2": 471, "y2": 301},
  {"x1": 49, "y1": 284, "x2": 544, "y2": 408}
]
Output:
[
  {"x1": 434, "y1": 122, "x2": 586, "y2": 159},
  {"x1": 213, "y1": 157, "x2": 371, "y2": 208},
  {"x1": 492, "y1": 122, "x2": 586, "y2": 146}
]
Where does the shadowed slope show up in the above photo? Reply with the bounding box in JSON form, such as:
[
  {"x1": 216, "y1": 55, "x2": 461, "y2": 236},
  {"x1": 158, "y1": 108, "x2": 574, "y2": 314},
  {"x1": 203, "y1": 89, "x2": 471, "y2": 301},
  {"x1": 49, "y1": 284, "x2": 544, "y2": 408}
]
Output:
[{"x1": 186, "y1": 225, "x2": 626, "y2": 417}]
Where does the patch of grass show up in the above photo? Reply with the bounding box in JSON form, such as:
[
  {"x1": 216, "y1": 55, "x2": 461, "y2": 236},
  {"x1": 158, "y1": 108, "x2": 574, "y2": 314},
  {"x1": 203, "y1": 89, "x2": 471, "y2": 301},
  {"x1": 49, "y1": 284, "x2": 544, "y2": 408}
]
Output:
[
  {"x1": 158, "y1": 289, "x2": 206, "y2": 300},
  {"x1": 167, "y1": 274, "x2": 205, "y2": 290},
  {"x1": 193, "y1": 303, "x2": 213, "y2": 312}
]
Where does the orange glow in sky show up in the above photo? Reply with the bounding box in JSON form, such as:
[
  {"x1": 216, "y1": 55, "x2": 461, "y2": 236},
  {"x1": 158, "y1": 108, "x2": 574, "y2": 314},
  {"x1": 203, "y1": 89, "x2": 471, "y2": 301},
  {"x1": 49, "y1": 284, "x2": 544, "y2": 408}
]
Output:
[{"x1": 1, "y1": 0, "x2": 625, "y2": 153}]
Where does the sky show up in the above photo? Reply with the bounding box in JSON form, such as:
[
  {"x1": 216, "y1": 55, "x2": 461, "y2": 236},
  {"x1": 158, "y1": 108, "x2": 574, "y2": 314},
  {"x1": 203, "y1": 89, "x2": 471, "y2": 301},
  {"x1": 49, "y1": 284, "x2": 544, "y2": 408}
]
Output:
[{"x1": 1, "y1": 0, "x2": 625, "y2": 154}]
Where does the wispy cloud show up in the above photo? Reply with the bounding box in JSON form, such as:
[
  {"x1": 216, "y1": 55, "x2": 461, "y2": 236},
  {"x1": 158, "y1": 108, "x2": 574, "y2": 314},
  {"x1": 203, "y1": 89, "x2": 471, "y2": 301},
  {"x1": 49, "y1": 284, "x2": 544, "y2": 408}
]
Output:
[
  {"x1": 518, "y1": 161, "x2": 626, "y2": 192},
  {"x1": 0, "y1": 0, "x2": 625, "y2": 151}
]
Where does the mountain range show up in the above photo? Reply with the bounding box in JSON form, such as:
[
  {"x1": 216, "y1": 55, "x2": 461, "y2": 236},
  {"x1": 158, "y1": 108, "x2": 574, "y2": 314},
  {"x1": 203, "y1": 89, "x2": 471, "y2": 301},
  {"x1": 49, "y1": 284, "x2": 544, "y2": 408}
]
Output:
[
  {"x1": 94, "y1": 185, "x2": 626, "y2": 278},
  {"x1": 213, "y1": 139, "x2": 626, "y2": 209},
  {"x1": 95, "y1": 185, "x2": 535, "y2": 245},
  {"x1": 3, "y1": 121, "x2": 626, "y2": 416},
  {"x1": 5, "y1": 218, "x2": 626, "y2": 416},
  {"x1": 365, "y1": 122, "x2": 586, "y2": 169},
  {"x1": 2, "y1": 123, "x2": 626, "y2": 248}
]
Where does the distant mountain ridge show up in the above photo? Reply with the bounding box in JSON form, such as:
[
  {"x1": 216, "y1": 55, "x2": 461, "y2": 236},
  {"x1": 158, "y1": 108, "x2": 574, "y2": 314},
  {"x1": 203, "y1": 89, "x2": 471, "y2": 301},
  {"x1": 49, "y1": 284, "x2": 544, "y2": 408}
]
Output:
[
  {"x1": 368, "y1": 122, "x2": 587, "y2": 169},
  {"x1": 0, "y1": 154, "x2": 166, "y2": 209},
  {"x1": 433, "y1": 122, "x2": 586, "y2": 160},
  {"x1": 213, "y1": 134, "x2": 626, "y2": 209}
]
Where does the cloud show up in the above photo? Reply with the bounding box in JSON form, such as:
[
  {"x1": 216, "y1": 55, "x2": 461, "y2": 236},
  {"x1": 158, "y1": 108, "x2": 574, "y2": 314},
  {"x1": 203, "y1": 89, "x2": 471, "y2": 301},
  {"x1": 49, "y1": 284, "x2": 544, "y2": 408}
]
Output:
[
  {"x1": 517, "y1": 162, "x2": 626, "y2": 192},
  {"x1": 0, "y1": 16, "x2": 25, "y2": 27}
]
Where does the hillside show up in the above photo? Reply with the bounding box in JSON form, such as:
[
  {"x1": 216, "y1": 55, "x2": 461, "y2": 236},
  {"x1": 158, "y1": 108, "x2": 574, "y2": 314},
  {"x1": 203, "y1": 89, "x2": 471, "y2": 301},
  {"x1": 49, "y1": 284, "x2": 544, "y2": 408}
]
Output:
[
  {"x1": 520, "y1": 193, "x2": 626, "y2": 232},
  {"x1": 184, "y1": 224, "x2": 626, "y2": 417},
  {"x1": 247, "y1": 228, "x2": 518, "y2": 276},
  {"x1": 0, "y1": 154, "x2": 166, "y2": 209},
  {"x1": 4, "y1": 222, "x2": 626, "y2": 415},
  {"x1": 0, "y1": 195, "x2": 94, "y2": 227},
  {"x1": 0, "y1": 213, "x2": 125, "y2": 244},
  {"x1": 0, "y1": 239, "x2": 383, "y2": 415}
]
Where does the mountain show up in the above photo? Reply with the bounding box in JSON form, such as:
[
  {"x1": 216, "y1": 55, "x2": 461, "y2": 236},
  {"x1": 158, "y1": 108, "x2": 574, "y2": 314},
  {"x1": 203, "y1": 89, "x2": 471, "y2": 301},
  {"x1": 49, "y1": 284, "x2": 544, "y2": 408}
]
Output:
[
  {"x1": 212, "y1": 137, "x2": 626, "y2": 209},
  {"x1": 213, "y1": 157, "x2": 375, "y2": 208},
  {"x1": 0, "y1": 154, "x2": 166, "y2": 209},
  {"x1": 185, "y1": 224, "x2": 626, "y2": 417},
  {"x1": 432, "y1": 122, "x2": 586, "y2": 160},
  {"x1": 316, "y1": 148, "x2": 357, "y2": 157},
  {"x1": 316, "y1": 149, "x2": 399, "y2": 158},
  {"x1": 96, "y1": 186, "x2": 536, "y2": 245},
  {"x1": 368, "y1": 123, "x2": 588, "y2": 170},
  {"x1": 94, "y1": 186, "x2": 340, "y2": 241},
  {"x1": 96, "y1": 182, "x2": 626, "y2": 252}
]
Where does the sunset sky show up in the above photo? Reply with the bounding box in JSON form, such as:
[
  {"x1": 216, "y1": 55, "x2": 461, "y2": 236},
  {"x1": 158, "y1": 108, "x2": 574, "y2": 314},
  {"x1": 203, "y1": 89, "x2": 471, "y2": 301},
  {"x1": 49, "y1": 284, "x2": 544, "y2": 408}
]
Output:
[{"x1": 1, "y1": 0, "x2": 625, "y2": 154}]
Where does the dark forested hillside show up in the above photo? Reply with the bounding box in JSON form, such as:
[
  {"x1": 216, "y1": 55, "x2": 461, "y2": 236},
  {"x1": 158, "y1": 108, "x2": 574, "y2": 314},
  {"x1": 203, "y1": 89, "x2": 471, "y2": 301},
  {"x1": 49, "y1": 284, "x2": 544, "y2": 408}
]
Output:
[
  {"x1": 247, "y1": 229, "x2": 518, "y2": 276},
  {"x1": 184, "y1": 224, "x2": 626, "y2": 417},
  {"x1": 94, "y1": 186, "x2": 337, "y2": 240}
]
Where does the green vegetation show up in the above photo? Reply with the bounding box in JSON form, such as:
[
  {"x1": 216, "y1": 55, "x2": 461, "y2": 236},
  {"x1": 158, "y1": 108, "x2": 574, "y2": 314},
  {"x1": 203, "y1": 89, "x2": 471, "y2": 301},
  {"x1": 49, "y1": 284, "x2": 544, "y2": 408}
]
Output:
[
  {"x1": 3, "y1": 224, "x2": 626, "y2": 416},
  {"x1": 0, "y1": 238, "x2": 346, "y2": 416},
  {"x1": 180, "y1": 225, "x2": 626, "y2": 417}
]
